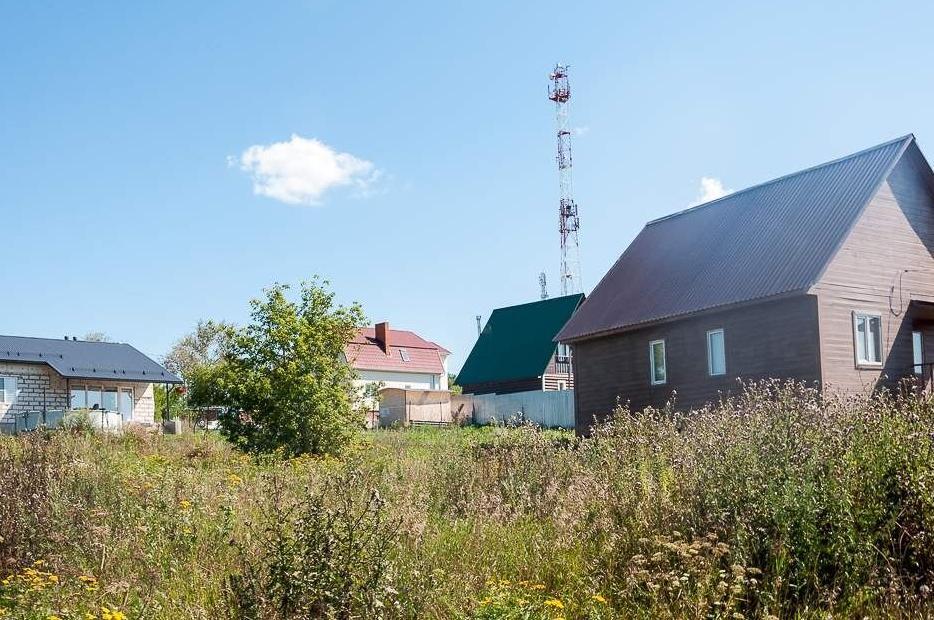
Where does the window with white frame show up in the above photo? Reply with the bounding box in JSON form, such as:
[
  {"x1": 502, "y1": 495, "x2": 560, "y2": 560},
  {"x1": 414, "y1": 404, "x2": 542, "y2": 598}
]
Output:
[
  {"x1": 0, "y1": 377, "x2": 16, "y2": 404},
  {"x1": 707, "y1": 329, "x2": 726, "y2": 376},
  {"x1": 556, "y1": 342, "x2": 571, "y2": 361},
  {"x1": 853, "y1": 312, "x2": 883, "y2": 365},
  {"x1": 913, "y1": 330, "x2": 924, "y2": 375},
  {"x1": 649, "y1": 339, "x2": 667, "y2": 385}
]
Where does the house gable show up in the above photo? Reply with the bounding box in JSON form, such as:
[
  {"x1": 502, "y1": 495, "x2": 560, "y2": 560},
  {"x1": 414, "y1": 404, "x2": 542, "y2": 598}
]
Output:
[{"x1": 809, "y1": 140, "x2": 934, "y2": 390}]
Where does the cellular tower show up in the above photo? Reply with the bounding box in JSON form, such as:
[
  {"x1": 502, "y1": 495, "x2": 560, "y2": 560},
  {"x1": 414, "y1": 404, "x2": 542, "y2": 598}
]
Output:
[{"x1": 548, "y1": 64, "x2": 582, "y2": 296}]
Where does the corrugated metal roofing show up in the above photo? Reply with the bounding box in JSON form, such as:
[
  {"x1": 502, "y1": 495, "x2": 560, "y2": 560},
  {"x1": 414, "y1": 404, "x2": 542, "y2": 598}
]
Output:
[
  {"x1": 457, "y1": 294, "x2": 584, "y2": 386},
  {"x1": 557, "y1": 135, "x2": 915, "y2": 342},
  {"x1": 0, "y1": 335, "x2": 183, "y2": 383}
]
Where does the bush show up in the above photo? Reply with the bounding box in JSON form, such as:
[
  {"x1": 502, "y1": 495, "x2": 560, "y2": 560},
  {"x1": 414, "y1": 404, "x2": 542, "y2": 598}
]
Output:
[
  {"x1": 216, "y1": 279, "x2": 366, "y2": 456},
  {"x1": 226, "y1": 470, "x2": 400, "y2": 619}
]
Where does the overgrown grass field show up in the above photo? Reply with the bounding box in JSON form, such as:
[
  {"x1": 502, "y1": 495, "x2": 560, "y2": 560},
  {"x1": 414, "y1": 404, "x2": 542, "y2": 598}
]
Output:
[{"x1": 1, "y1": 382, "x2": 933, "y2": 618}]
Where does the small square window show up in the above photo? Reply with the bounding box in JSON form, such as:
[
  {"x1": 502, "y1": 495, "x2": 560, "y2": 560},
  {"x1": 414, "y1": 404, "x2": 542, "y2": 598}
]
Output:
[{"x1": 399, "y1": 348, "x2": 410, "y2": 362}]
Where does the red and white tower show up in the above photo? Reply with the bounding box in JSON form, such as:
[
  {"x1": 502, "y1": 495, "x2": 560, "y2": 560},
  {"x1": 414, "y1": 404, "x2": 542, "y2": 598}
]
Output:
[{"x1": 548, "y1": 64, "x2": 582, "y2": 296}]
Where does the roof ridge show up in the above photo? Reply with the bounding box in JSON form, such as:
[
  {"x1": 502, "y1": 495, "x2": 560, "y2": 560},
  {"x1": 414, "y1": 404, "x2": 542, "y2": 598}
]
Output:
[
  {"x1": 491, "y1": 293, "x2": 585, "y2": 314},
  {"x1": 647, "y1": 134, "x2": 915, "y2": 226},
  {"x1": 0, "y1": 334, "x2": 129, "y2": 346}
]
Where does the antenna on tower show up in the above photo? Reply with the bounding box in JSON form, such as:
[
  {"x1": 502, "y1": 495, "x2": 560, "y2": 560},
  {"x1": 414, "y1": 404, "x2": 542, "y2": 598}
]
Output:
[
  {"x1": 539, "y1": 272, "x2": 549, "y2": 300},
  {"x1": 475, "y1": 315, "x2": 482, "y2": 337},
  {"x1": 548, "y1": 63, "x2": 582, "y2": 296}
]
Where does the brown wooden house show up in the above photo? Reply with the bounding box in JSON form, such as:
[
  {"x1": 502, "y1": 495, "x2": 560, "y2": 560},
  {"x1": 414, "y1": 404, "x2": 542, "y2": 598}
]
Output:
[{"x1": 556, "y1": 135, "x2": 934, "y2": 434}]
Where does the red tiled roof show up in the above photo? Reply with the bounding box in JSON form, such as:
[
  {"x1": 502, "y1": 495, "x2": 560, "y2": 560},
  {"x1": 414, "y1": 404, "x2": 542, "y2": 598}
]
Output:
[{"x1": 344, "y1": 327, "x2": 447, "y2": 374}]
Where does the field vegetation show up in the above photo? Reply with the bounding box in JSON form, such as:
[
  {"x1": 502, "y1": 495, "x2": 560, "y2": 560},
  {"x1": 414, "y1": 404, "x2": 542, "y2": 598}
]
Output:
[{"x1": 0, "y1": 381, "x2": 932, "y2": 619}]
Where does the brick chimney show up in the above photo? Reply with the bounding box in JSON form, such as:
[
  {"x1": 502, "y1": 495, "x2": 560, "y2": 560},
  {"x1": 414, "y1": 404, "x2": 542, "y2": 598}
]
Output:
[{"x1": 375, "y1": 322, "x2": 390, "y2": 353}]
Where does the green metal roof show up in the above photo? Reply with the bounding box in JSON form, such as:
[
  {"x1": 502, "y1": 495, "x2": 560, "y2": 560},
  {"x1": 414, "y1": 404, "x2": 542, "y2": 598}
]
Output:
[{"x1": 456, "y1": 294, "x2": 584, "y2": 386}]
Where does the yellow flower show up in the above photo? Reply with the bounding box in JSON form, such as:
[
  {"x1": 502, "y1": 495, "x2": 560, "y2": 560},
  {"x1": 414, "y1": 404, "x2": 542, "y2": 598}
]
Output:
[
  {"x1": 544, "y1": 598, "x2": 564, "y2": 609},
  {"x1": 530, "y1": 584, "x2": 546, "y2": 590},
  {"x1": 592, "y1": 594, "x2": 607, "y2": 604},
  {"x1": 179, "y1": 499, "x2": 192, "y2": 509},
  {"x1": 47, "y1": 574, "x2": 59, "y2": 583},
  {"x1": 47, "y1": 615, "x2": 62, "y2": 620}
]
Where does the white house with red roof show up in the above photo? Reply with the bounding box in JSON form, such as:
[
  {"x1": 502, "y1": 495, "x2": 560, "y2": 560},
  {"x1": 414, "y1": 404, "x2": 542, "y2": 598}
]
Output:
[{"x1": 343, "y1": 322, "x2": 450, "y2": 410}]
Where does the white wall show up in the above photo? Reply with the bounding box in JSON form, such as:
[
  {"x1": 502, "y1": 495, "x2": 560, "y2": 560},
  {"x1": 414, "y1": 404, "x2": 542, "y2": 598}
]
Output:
[
  {"x1": 469, "y1": 390, "x2": 575, "y2": 429},
  {"x1": 354, "y1": 369, "x2": 446, "y2": 410}
]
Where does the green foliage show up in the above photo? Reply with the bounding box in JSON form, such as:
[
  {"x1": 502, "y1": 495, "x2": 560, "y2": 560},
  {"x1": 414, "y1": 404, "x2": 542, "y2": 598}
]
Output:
[
  {"x1": 153, "y1": 384, "x2": 188, "y2": 422},
  {"x1": 226, "y1": 471, "x2": 399, "y2": 619},
  {"x1": 216, "y1": 279, "x2": 366, "y2": 456},
  {"x1": 448, "y1": 373, "x2": 462, "y2": 395},
  {"x1": 1, "y1": 384, "x2": 933, "y2": 618},
  {"x1": 163, "y1": 319, "x2": 236, "y2": 411}
]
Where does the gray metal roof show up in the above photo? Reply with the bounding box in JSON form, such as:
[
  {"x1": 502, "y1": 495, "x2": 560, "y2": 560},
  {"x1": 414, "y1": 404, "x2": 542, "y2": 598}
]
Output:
[
  {"x1": 557, "y1": 135, "x2": 916, "y2": 342},
  {"x1": 0, "y1": 335, "x2": 182, "y2": 383}
]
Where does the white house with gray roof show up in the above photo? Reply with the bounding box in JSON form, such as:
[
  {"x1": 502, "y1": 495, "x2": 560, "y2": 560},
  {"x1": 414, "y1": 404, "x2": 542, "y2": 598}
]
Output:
[{"x1": 0, "y1": 335, "x2": 182, "y2": 432}]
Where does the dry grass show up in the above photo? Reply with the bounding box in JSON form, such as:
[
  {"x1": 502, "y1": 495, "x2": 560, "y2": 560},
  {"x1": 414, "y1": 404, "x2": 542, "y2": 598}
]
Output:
[{"x1": 0, "y1": 381, "x2": 932, "y2": 619}]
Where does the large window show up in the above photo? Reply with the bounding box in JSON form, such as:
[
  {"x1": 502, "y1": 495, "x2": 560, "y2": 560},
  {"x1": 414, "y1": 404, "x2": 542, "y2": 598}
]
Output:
[
  {"x1": 913, "y1": 330, "x2": 924, "y2": 375},
  {"x1": 707, "y1": 329, "x2": 726, "y2": 376},
  {"x1": 119, "y1": 388, "x2": 134, "y2": 420},
  {"x1": 853, "y1": 313, "x2": 883, "y2": 366},
  {"x1": 0, "y1": 377, "x2": 15, "y2": 404},
  {"x1": 649, "y1": 339, "x2": 667, "y2": 385},
  {"x1": 102, "y1": 388, "x2": 118, "y2": 412},
  {"x1": 71, "y1": 385, "x2": 128, "y2": 411},
  {"x1": 70, "y1": 385, "x2": 87, "y2": 409}
]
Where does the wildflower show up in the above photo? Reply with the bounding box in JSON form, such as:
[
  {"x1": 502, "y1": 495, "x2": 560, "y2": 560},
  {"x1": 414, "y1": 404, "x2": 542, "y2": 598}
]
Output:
[
  {"x1": 592, "y1": 594, "x2": 607, "y2": 604},
  {"x1": 226, "y1": 473, "x2": 243, "y2": 486},
  {"x1": 544, "y1": 598, "x2": 564, "y2": 609},
  {"x1": 79, "y1": 575, "x2": 98, "y2": 583},
  {"x1": 47, "y1": 615, "x2": 62, "y2": 620},
  {"x1": 179, "y1": 499, "x2": 192, "y2": 509},
  {"x1": 530, "y1": 584, "x2": 546, "y2": 590}
]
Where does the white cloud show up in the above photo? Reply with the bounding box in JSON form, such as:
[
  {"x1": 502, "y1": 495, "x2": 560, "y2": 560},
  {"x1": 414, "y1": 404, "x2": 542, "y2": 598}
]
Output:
[
  {"x1": 691, "y1": 176, "x2": 732, "y2": 206},
  {"x1": 234, "y1": 134, "x2": 379, "y2": 205},
  {"x1": 572, "y1": 125, "x2": 590, "y2": 136}
]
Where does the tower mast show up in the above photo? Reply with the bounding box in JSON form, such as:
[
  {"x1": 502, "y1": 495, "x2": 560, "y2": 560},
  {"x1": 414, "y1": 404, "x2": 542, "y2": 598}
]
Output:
[{"x1": 548, "y1": 64, "x2": 582, "y2": 296}]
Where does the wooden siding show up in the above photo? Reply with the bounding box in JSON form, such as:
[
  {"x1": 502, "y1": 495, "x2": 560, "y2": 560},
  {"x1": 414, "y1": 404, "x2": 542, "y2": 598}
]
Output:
[
  {"x1": 573, "y1": 295, "x2": 822, "y2": 434},
  {"x1": 460, "y1": 377, "x2": 543, "y2": 395},
  {"x1": 811, "y1": 143, "x2": 934, "y2": 394},
  {"x1": 543, "y1": 353, "x2": 574, "y2": 390}
]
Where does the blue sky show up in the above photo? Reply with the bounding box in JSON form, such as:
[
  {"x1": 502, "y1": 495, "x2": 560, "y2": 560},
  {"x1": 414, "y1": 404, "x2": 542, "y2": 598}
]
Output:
[{"x1": 2, "y1": 1, "x2": 934, "y2": 371}]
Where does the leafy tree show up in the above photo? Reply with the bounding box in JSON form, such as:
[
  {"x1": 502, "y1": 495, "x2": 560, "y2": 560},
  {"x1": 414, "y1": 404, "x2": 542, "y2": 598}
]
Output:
[
  {"x1": 163, "y1": 319, "x2": 233, "y2": 378},
  {"x1": 217, "y1": 279, "x2": 366, "y2": 456},
  {"x1": 447, "y1": 373, "x2": 462, "y2": 395},
  {"x1": 163, "y1": 319, "x2": 235, "y2": 409}
]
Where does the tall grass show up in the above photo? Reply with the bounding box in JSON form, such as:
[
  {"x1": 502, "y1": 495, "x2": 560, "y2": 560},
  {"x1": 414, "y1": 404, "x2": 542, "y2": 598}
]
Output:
[{"x1": 0, "y1": 381, "x2": 931, "y2": 618}]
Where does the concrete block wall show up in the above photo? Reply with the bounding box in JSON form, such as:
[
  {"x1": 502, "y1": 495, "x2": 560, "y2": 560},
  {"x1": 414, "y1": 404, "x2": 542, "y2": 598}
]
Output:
[
  {"x1": 0, "y1": 362, "x2": 68, "y2": 424},
  {"x1": 0, "y1": 362, "x2": 157, "y2": 426}
]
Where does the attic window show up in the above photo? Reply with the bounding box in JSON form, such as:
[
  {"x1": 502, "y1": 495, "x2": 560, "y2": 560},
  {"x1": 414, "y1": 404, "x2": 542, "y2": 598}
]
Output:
[{"x1": 399, "y1": 348, "x2": 410, "y2": 362}]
